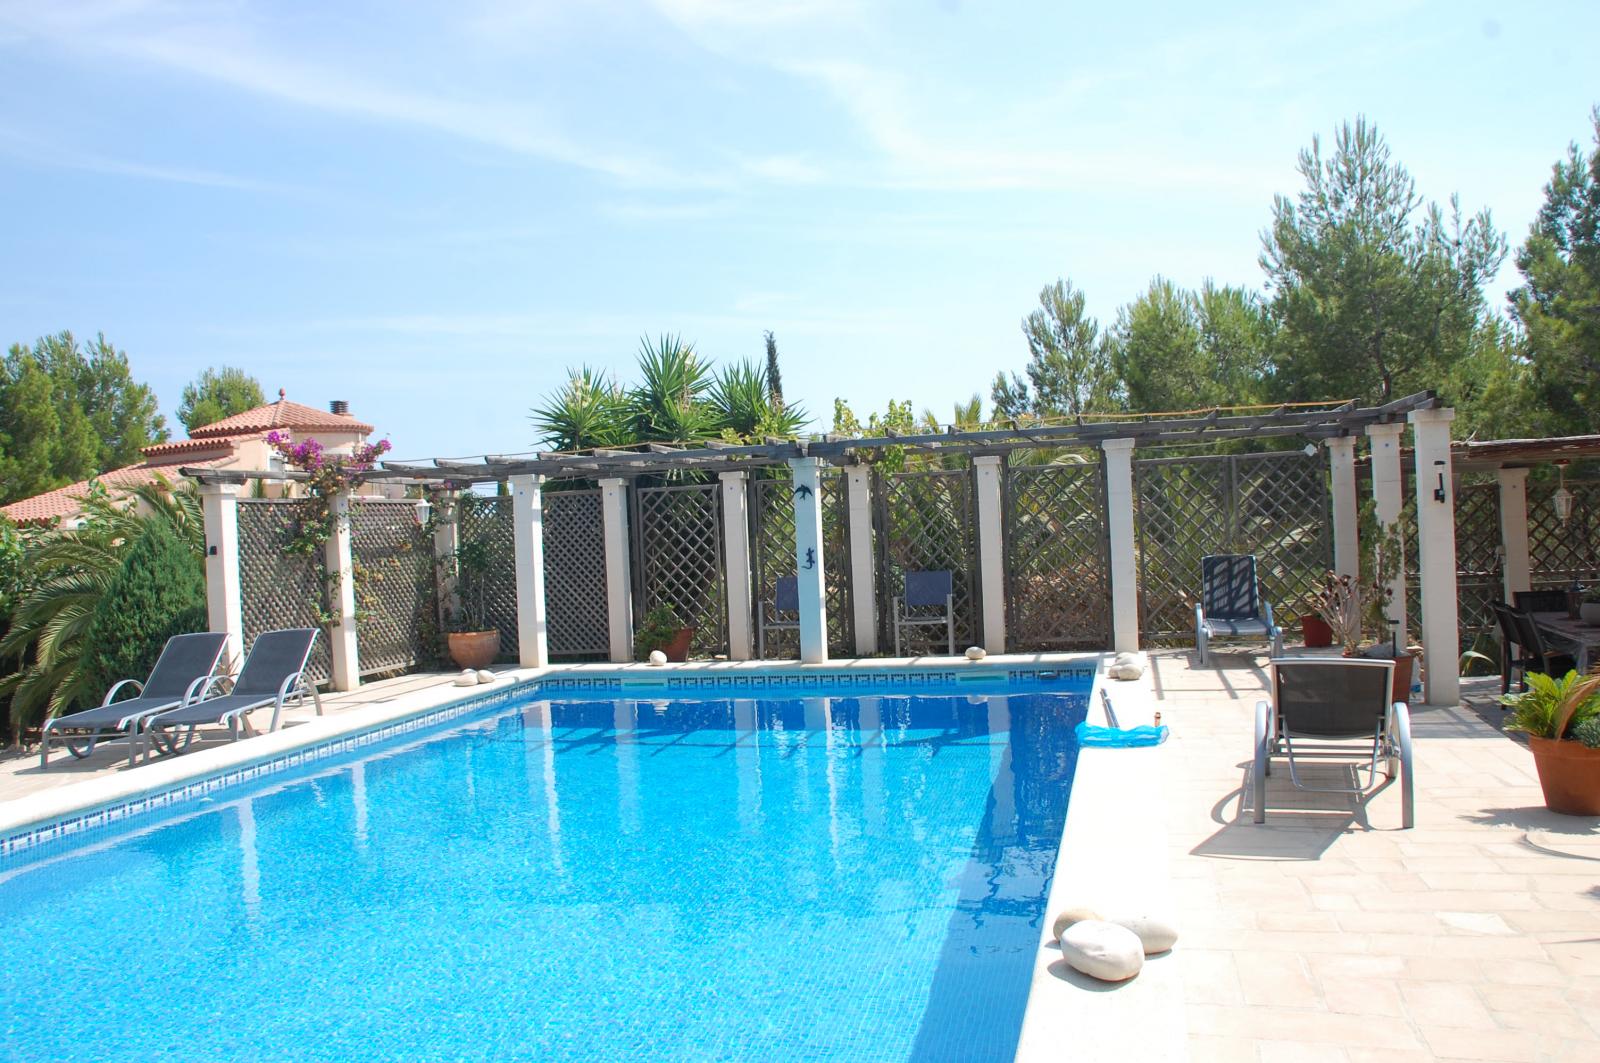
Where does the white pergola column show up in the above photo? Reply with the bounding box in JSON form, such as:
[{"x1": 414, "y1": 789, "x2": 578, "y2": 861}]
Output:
[
  {"x1": 845, "y1": 466, "x2": 878, "y2": 655},
  {"x1": 199, "y1": 481, "x2": 245, "y2": 670},
  {"x1": 599, "y1": 478, "x2": 634, "y2": 662},
  {"x1": 1366, "y1": 422, "x2": 1408, "y2": 644},
  {"x1": 510, "y1": 474, "x2": 549, "y2": 669},
  {"x1": 789, "y1": 457, "x2": 829, "y2": 664},
  {"x1": 1327, "y1": 435, "x2": 1360, "y2": 578},
  {"x1": 1102, "y1": 438, "x2": 1139, "y2": 653},
  {"x1": 972, "y1": 455, "x2": 1007, "y2": 654},
  {"x1": 1496, "y1": 466, "x2": 1532, "y2": 603},
  {"x1": 719, "y1": 471, "x2": 755, "y2": 661},
  {"x1": 1410, "y1": 407, "x2": 1460, "y2": 706},
  {"x1": 325, "y1": 491, "x2": 360, "y2": 692}
]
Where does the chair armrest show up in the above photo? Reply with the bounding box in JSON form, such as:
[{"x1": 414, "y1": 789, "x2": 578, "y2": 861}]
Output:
[
  {"x1": 101, "y1": 679, "x2": 144, "y2": 706},
  {"x1": 275, "y1": 670, "x2": 307, "y2": 706},
  {"x1": 1263, "y1": 601, "x2": 1277, "y2": 629},
  {"x1": 193, "y1": 673, "x2": 234, "y2": 702},
  {"x1": 1194, "y1": 602, "x2": 1207, "y2": 628}
]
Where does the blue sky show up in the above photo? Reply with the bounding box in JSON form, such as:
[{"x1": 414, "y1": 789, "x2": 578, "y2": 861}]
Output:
[{"x1": 2, "y1": 1, "x2": 1597, "y2": 464}]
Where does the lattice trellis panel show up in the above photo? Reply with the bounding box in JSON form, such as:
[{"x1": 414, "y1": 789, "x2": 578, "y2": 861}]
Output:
[
  {"x1": 1135, "y1": 452, "x2": 1331, "y2": 643},
  {"x1": 1004, "y1": 460, "x2": 1109, "y2": 650},
  {"x1": 457, "y1": 494, "x2": 518, "y2": 660},
  {"x1": 543, "y1": 489, "x2": 609, "y2": 657},
  {"x1": 350, "y1": 499, "x2": 433, "y2": 677},
  {"x1": 875, "y1": 468, "x2": 978, "y2": 652},
  {"x1": 1452, "y1": 481, "x2": 1502, "y2": 654},
  {"x1": 237, "y1": 499, "x2": 331, "y2": 683},
  {"x1": 636, "y1": 483, "x2": 727, "y2": 657},
  {"x1": 1529, "y1": 479, "x2": 1600, "y2": 589},
  {"x1": 750, "y1": 474, "x2": 854, "y2": 658}
]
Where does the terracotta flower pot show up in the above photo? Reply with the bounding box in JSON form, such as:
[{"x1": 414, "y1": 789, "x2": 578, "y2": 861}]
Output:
[
  {"x1": 661, "y1": 627, "x2": 695, "y2": 662},
  {"x1": 1527, "y1": 736, "x2": 1600, "y2": 816},
  {"x1": 448, "y1": 630, "x2": 500, "y2": 670},
  {"x1": 1301, "y1": 614, "x2": 1333, "y2": 648}
]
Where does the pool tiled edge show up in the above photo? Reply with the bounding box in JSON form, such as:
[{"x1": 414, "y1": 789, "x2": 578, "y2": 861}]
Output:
[{"x1": 1, "y1": 653, "x2": 1104, "y2": 866}]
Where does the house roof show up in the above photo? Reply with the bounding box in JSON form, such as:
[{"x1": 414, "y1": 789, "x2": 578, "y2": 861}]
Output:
[
  {"x1": 188, "y1": 391, "x2": 373, "y2": 438},
  {"x1": 1, "y1": 455, "x2": 234, "y2": 525}
]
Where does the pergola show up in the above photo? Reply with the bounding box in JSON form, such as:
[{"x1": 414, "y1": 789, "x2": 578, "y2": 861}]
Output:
[{"x1": 187, "y1": 391, "x2": 1475, "y2": 704}]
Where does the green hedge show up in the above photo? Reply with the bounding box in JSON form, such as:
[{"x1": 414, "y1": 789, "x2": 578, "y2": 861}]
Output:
[{"x1": 81, "y1": 519, "x2": 207, "y2": 695}]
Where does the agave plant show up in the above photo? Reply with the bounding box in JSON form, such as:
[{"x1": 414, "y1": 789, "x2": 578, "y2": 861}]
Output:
[{"x1": 0, "y1": 476, "x2": 203, "y2": 734}]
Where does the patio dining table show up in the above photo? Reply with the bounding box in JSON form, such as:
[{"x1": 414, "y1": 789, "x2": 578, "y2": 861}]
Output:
[{"x1": 1532, "y1": 611, "x2": 1600, "y2": 674}]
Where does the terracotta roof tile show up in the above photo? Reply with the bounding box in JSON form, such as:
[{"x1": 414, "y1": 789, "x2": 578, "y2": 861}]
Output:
[
  {"x1": 189, "y1": 395, "x2": 373, "y2": 437},
  {"x1": 2, "y1": 457, "x2": 234, "y2": 525}
]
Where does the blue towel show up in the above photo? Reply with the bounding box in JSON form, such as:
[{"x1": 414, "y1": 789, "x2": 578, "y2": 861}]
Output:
[{"x1": 1074, "y1": 722, "x2": 1170, "y2": 748}]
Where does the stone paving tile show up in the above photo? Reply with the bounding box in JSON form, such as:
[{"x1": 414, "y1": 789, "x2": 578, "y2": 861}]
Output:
[{"x1": 1156, "y1": 650, "x2": 1600, "y2": 1060}]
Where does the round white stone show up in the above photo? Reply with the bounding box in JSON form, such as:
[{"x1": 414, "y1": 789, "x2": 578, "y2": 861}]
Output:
[
  {"x1": 1114, "y1": 651, "x2": 1139, "y2": 666},
  {"x1": 1059, "y1": 919, "x2": 1144, "y2": 982},
  {"x1": 453, "y1": 670, "x2": 478, "y2": 687},
  {"x1": 965, "y1": 646, "x2": 986, "y2": 661},
  {"x1": 476, "y1": 669, "x2": 496, "y2": 684},
  {"x1": 648, "y1": 650, "x2": 668, "y2": 666},
  {"x1": 1104, "y1": 910, "x2": 1179, "y2": 955},
  {"x1": 1108, "y1": 662, "x2": 1144, "y2": 680},
  {"x1": 1051, "y1": 906, "x2": 1102, "y2": 940}
]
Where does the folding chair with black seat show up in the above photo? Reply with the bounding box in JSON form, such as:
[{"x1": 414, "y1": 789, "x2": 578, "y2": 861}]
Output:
[
  {"x1": 1194, "y1": 554, "x2": 1283, "y2": 666},
  {"x1": 1507, "y1": 607, "x2": 1577, "y2": 690},
  {"x1": 892, "y1": 570, "x2": 955, "y2": 656},
  {"x1": 757, "y1": 576, "x2": 801, "y2": 659}
]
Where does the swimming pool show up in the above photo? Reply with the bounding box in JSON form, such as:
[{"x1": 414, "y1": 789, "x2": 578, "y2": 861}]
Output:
[{"x1": 0, "y1": 677, "x2": 1090, "y2": 1062}]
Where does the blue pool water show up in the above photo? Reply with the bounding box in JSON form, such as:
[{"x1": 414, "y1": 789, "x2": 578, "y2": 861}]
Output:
[{"x1": 0, "y1": 682, "x2": 1087, "y2": 1062}]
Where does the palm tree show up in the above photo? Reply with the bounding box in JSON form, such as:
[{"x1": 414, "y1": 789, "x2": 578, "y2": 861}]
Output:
[{"x1": 0, "y1": 475, "x2": 202, "y2": 735}]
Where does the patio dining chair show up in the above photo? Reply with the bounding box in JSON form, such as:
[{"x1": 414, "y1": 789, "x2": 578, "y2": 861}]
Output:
[
  {"x1": 1506, "y1": 606, "x2": 1577, "y2": 690},
  {"x1": 1194, "y1": 554, "x2": 1282, "y2": 666},
  {"x1": 757, "y1": 575, "x2": 801, "y2": 659},
  {"x1": 892, "y1": 570, "x2": 955, "y2": 656},
  {"x1": 39, "y1": 631, "x2": 229, "y2": 769},
  {"x1": 1252, "y1": 656, "x2": 1414, "y2": 829},
  {"x1": 140, "y1": 628, "x2": 323, "y2": 762}
]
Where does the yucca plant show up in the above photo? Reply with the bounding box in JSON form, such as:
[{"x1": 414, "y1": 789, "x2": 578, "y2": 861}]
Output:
[
  {"x1": 1501, "y1": 670, "x2": 1600, "y2": 741},
  {"x1": 708, "y1": 358, "x2": 808, "y2": 440},
  {"x1": 629, "y1": 334, "x2": 715, "y2": 444},
  {"x1": 530, "y1": 367, "x2": 631, "y2": 452}
]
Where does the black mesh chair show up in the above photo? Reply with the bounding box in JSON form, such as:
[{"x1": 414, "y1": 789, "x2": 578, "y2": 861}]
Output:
[
  {"x1": 892, "y1": 570, "x2": 955, "y2": 656},
  {"x1": 1253, "y1": 657, "x2": 1413, "y2": 829},
  {"x1": 1507, "y1": 607, "x2": 1577, "y2": 689},
  {"x1": 1513, "y1": 589, "x2": 1569, "y2": 614},
  {"x1": 1195, "y1": 554, "x2": 1282, "y2": 666}
]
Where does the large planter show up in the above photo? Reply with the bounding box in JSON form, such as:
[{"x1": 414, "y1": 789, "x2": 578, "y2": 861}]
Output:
[
  {"x1": 660, "y1": 627, "x2": 695, "y2": 662},
  {"x1": 448, "y1": 630, "x2": 500, "y2": 670},
  {"x1": 1527, "y1": 736, "x2": 1600, "y2": 816},
  {"x1": 1301, "y1": 614, "x2": 1333, "y2": 648}
]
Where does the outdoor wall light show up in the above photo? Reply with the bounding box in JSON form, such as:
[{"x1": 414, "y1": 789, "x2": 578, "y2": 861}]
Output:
[
  {"x1": 1432, "y1": 460, "x2": 1447, "y2": 503},
  {"x1": 1553, "y1": 461, "x2": 1574, "y2": 524}
]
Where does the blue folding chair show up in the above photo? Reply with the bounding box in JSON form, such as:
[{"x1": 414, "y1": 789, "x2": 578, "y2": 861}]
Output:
[
  {"x1": 758, "y1": 575, "x2": 801, "y2": 659},
  {"x1": 893, "y1": 570, "x2": 955, "y2": 656},
  {"x1": 1194, "y1": 554, "x2": 1282, "y2": 666}
]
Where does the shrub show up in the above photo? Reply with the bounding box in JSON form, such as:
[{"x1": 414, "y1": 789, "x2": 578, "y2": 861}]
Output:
[
  {"x1": 1573, "y1": 716, "x2": 1600, "y2": 750},
  {"x1": 1501, "y1": 670, "x2": 1600, "y2": 741},
  {"x1": 80, "y1": 519, "x2": 207, "y2": 698}
]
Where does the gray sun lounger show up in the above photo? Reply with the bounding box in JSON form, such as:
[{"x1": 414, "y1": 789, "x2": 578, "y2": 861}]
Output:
[
  {"x1": 140, "y1": 628, "x2": 323, "y2": 761},
  {"x1": 1252, "y1": 656, "x2": 1414, "y2": 829},
  {"x1": 39, "y1": 632, "x2": 229, "y2": 769}
]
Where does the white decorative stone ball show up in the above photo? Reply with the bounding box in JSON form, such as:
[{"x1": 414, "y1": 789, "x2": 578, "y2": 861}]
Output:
[
  {"x1": 1109, "y1": 661, "x2": 1145, "y2": 681},
  {"x1": 1103, "y1": 910, "x2": 1179, "y2": 956},
  {"x1": 1114, "y1": 651, "x2": 1139, "y2": 667},
  {"x1": 1051, "y1": 906, "x2": 1102, "y2": 940},
  {"x1": 476, "y1": 669, "x2": 496, "y2": 684},
  {"x1": 1058, "y1": 919, "x2": 1145, "y2": 982},
  {"x1": 453, "y1": 669, "x2": 478, "y2": 687},
  {"x1": 965, "y1": 646, "x2": 986, "y2": 661},
  {"x1": 648, "y1": 650, "x2": 668, "y2": 666}
]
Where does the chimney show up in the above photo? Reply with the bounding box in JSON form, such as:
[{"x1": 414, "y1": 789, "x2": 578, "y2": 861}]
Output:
[{"x1": 330, "y1": 400, "x2": 350, "y2": 417}]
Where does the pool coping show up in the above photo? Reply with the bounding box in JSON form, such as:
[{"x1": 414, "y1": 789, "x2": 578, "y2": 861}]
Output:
[
  {"x1": 0, "y1": 652, "x2": 1099, "y2": 855},
  {"x1": 1015, "y1": 655, "x2": 1188, "y2": 1061}
]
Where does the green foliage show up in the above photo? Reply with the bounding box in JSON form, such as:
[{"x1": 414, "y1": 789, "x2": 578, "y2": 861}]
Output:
[
  {"x1": 764, "y1": 331, "x2": 784, "y2": 409},
  {"x1": 1260, "y1": 118, "x2": 1507, "y2": 406},
  {"x1": 1508, "y1": 108, "x2": 1600, "y2": 437},
  {"x1": 530, "y1": 368, "x2": 632, "y2": 453},
  {"x1": 710, "y1": 358, "x2": 807, "y2": 440},
  {"x1": 1500, "y1": 670, "x2": 1600, "y2": 741},
  {"x1": 629, "y1": 334, "x2": 716, "y2": 443},
  {"x1": 993, "y1": 279, "x2": 1119, "y2": 420},
  {"x1": 79, "y1": 520, "x2": 207, "y2": 700},
  {"x1": 1572, "y1": 715, "x2": 1600, "y2": 750},
  {"x1": 832, "y1": 397, "x2": 916, "y2": 471},
  {"x1": 177, "y1": 366, "x2": 265, "y2": 433},
  {"x1": 1108, "y1": 278, "x2": 1273, "y2": 412},
  {"x1": 450, "y1": 538, "x2": 497, "y2": 633},
  {"x1": 0, "y1": 331, "x2": 167, "y2": 505},
  {"x1": 634, "y1": 603, "x2": 685, "y2": 659}
]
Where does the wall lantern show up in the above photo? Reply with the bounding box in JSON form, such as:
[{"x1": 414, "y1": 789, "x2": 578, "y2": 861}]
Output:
[
  {"x1": 1432, "y1": 460, "x2": 1447, "y2": 503},
  {"x1": 1553, "y1": 461, "x2": 1574, "y2": 524}
]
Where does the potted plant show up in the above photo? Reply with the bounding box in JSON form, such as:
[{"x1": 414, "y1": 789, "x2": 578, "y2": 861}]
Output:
[
  {"x1": 1502, "y1": 670, "x2": 1600, "y2": 815},
  {"x1": 1581, "y1": 587, "x2": 1600, "y2": 627},
  {"x1": 1309, "y1": 505, "x2": 1417, "y2": 703},
  {"x1": 635, "y1": 603, "x2": 694, "y2": 662},
  {"x1": 1300, "y1": 612, "x2": 1334, "y2": 648},
  {"x1": 446, "y1": 539, "x2": 500, "y2": 669}
]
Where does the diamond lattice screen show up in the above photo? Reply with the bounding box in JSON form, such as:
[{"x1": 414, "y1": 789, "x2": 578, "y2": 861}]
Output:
[
  {"x1": 751, "y1": 473, "x2": 854, "y2": 658},
  {"x1": 543, "y1": 489, "x2": 609, "y2": 657},
  {"x1": 237, "y1": 499, "x2": 331, "y2": 683},
  {"x1": 1135, "y1": 452, "x2": 1332, "y2": 643},
  {"x1": 636, "y1": 483, "x2": 727, "y2": 657},
  {"x1": 350, "y1": 499, "x2": 433, "y2": 677},
  {"x1": 876, "y1": 468, "x2": 977, "y2": 651},
  {"x1": 1529, "y1": 479, "x2": 1600, "y2": 589},
  {"x1": 1452, "y1": 481, "x2": 1503, "y2": 653},
  {"x1": 1004, "y1": 459, "x2": 1110, "y2": 650},
  {"x1": 457, "y1": 494, "x2": 518, "y2": 659}
]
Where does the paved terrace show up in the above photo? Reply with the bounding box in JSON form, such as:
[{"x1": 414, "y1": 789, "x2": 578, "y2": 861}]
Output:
[{"x1": 3, "y1": 653, "x2": 1598, "y2": 1060}]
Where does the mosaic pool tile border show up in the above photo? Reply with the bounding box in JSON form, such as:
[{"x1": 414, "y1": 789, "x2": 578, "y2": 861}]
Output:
[{"x1": 1, "y1": 663, "x2": 1098, "y2": 865}]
